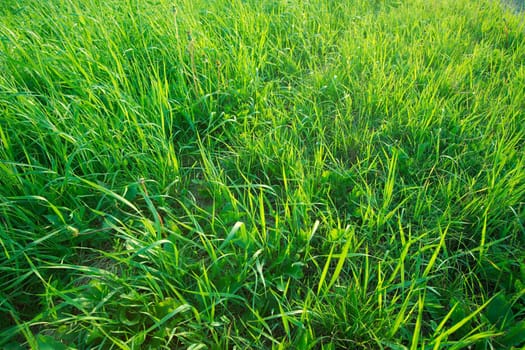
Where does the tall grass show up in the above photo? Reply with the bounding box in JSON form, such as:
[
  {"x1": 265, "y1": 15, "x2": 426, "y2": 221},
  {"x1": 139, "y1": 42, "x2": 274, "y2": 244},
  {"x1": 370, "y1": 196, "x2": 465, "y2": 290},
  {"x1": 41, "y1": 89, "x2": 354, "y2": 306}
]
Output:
[{"x1": 1, "y1": 0, "x2": 524, "y2": 348}]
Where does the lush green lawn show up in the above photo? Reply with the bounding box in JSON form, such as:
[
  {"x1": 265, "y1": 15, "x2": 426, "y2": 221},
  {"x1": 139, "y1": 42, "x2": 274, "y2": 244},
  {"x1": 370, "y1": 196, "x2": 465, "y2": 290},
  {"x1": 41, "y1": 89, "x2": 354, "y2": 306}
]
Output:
[{"x1": 1, "y1": 0, "x2": 524, "y2": 348}]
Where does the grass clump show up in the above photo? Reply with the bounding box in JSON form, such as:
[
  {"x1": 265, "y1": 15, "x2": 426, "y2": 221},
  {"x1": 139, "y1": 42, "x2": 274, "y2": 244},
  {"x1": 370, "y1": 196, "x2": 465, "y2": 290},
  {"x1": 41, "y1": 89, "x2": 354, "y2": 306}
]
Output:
[{"x1": 1, "y1": 0, "x2": 524, "y2": 348}]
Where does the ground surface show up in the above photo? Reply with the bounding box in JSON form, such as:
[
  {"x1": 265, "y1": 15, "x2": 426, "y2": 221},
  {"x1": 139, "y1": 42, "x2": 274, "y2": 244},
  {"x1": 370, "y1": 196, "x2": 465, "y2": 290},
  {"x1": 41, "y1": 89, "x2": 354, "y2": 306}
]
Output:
[{"x1": 1, "y1": 0, "x2": 524, "y2": 349}]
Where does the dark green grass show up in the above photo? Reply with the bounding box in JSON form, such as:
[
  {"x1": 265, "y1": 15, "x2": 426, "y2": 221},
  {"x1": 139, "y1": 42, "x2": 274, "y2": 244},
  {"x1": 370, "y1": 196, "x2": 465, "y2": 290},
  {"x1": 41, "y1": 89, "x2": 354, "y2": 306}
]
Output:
[{"x1": 1, "y1": 0, "x2": 524, "y2": 348}]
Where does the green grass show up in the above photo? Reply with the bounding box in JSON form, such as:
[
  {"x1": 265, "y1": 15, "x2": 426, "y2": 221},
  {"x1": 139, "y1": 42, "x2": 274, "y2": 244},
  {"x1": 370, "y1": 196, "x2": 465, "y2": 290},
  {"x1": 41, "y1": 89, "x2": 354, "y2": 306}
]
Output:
[{"x1": 1, "y1": 0, "x2": 524, "y2": 348}]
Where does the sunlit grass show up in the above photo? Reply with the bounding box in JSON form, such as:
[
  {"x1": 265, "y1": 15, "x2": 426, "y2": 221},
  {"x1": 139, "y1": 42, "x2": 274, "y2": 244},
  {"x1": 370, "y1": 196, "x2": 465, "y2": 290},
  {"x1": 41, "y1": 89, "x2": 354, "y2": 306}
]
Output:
[{"x1": 1, "y1": 0, "x2": 524, "y2": 348}]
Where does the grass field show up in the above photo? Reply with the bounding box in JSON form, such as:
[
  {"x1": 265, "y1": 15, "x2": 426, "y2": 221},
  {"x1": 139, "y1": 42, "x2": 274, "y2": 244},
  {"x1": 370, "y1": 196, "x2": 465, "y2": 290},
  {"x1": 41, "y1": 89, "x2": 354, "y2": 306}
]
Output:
[{"x1": 1, "y1": 0, "x2": 524, "y2": 348}]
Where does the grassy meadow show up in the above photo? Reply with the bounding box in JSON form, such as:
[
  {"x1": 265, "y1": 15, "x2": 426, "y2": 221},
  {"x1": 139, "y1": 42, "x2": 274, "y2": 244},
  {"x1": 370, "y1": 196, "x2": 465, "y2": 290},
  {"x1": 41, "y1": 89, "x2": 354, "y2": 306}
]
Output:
[{"x1": 1, "y1": 0, "x2": 524, "y2": 348}]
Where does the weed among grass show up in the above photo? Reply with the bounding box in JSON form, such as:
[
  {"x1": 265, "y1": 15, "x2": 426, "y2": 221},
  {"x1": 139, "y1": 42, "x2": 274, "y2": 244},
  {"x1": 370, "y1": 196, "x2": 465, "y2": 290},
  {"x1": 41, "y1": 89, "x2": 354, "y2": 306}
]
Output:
[{"x1": 1, "y1": 0, "x2": 524, "y2": 348}]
